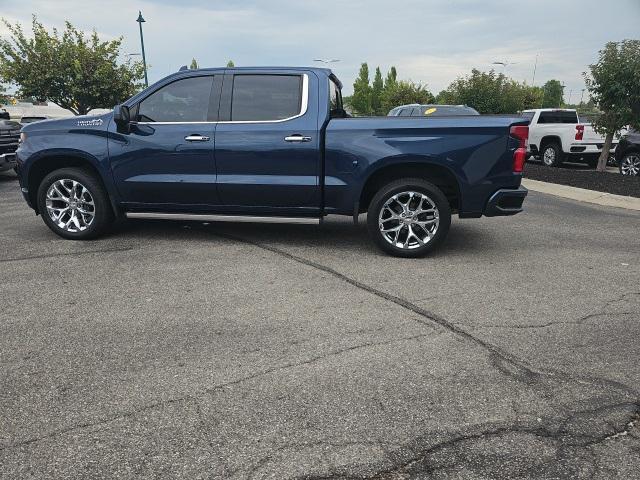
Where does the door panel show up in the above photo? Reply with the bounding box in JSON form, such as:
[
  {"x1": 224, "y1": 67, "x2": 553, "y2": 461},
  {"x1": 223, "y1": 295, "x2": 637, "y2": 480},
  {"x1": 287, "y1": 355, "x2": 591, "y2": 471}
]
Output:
[
  {"x1": 109, "y1": 123, "x2": 217, "y2": 205},
  {"x1": 214, "y1": 72, "x2": 320, "y2": 209},
  {"x1": 109, "y1": 74, "x2": 220, "y2": 207}
]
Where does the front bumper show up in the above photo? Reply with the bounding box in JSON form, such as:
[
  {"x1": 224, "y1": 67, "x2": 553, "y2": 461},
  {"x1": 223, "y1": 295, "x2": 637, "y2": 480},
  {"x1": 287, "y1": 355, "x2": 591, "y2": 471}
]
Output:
[
  {"x1": 0, "y1": 152, "x2": 17, "y2": 172},
  {"x1": 484, "y1": 186, "x2": 528, "y2": 216}
]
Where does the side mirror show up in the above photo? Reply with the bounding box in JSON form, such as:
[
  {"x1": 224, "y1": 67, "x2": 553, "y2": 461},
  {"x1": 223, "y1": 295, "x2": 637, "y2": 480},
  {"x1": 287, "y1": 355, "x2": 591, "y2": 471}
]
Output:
[{"x1": 113, "y1": 104, "x2": 130, "y2": 133}]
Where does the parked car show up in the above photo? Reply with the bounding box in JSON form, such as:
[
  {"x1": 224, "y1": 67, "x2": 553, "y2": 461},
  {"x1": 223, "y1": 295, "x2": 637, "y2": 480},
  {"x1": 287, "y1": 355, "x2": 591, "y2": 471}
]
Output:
[
  {"x1": 0, "y1": 109, "x2": 10, "y2": 120},
  {"x1": 614, "y1": 129, "x2": 640, "y2": 176},
  {"x1": 388, "y1": 104, "x2": 480, "y2": 117},
  {"x1": 0, "y1": 119, "x2": 21, "y2": 173},
  {"x1": 20, "y1": 116, "x2": 49, "y2": 125},
  {"x1": 16, "y1": 67, "x2": 528, "y2": 257},
  {"x1": 522, "y1": 108, "x2": 616, "y2": 167}
]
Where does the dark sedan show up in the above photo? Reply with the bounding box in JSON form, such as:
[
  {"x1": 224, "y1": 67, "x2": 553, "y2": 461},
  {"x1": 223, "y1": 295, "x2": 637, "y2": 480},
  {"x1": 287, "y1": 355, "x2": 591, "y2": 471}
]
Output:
[{"x1": 615, "y1": 129, "x2": 640, "y2": 176}]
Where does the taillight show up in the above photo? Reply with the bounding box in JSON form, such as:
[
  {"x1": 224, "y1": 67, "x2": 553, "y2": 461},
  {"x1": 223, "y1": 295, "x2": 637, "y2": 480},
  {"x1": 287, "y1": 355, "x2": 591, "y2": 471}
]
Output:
[
  {"x1": 510, "y1": 125, "x2": 528, "y2": 173},
  {"x1": 575, "y1": 124, "x2": 584, "y2": 140}
]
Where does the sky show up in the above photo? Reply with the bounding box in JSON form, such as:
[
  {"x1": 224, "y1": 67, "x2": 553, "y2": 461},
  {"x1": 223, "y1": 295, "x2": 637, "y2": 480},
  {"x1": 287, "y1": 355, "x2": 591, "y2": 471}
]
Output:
[{"x1": 1, "y1": 0, "x2": 639, "y2": 102}]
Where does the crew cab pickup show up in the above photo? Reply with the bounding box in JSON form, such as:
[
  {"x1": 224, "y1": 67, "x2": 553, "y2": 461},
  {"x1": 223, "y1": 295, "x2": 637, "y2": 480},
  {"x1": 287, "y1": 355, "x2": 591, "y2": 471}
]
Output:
[
  {"x1": 16, "y1": 67, "x2": 528, "y2": 257},
  {"x1": 522, "y1": 108, "x2": 616, "y2": 167}
]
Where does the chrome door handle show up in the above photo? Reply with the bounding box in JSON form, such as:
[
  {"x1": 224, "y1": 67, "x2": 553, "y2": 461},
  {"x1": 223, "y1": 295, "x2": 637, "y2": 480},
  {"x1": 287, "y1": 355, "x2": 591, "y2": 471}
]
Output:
[
  {"x1": 284, "y1": 135, "x2": 312, "y2": 142},
  {"x1": 184, "y1": 134, "x2": 210, "y2": 142}
]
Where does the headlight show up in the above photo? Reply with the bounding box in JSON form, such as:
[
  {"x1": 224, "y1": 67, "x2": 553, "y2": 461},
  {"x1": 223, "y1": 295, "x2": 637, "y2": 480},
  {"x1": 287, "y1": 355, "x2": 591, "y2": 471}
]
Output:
[{"x1": 19, "y1": 132, "x2": 26, "y2": 143}]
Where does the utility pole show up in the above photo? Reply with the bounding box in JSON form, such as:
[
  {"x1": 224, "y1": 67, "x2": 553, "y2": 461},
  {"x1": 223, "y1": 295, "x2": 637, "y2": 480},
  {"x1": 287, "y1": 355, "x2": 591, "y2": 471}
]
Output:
[
  {"x1": 136, "y1": 11, "x2": 148, "y2": 87},
  {"x1": 531, "y1": 54, "x2": 539, "y2": 86}
]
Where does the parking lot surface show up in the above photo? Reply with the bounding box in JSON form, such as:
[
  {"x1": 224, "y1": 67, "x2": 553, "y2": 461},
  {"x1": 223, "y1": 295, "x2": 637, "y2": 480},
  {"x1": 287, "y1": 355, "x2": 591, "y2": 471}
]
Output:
[{"x1": 1, "y1": 170, "x2": 639, "y2": 479}]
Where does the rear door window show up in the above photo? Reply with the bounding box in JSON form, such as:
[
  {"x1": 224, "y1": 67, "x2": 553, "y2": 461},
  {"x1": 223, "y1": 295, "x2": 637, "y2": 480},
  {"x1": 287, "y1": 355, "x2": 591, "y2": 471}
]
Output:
[{"x1": 231, "y1": 75, "x2": 302, "y2": 121}]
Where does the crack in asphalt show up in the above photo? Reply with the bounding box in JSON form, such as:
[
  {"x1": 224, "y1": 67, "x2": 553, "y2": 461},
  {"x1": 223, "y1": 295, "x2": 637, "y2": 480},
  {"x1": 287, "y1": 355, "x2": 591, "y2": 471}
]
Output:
[
  {"x1": 0, "y1": 332, "x2": 431, "y2": 452},
  {"x1": 291, "y1": 403, "x2": 640, "y2": 480},
  {"x1": 205, "y1": 233, "x2": 640, "y2": 478},
  {"x1": 458, "y1": 291, "x2": 640, "y2": 331},
  {"x1": 213, "y1": 232, "x2": 639, "y2": 396},
  {"x1": 212, "y1": 233, "x2": 547, "y2": 384},
  {"x1": 0, "y1": 246, "x2": 135, "y2": 263}
]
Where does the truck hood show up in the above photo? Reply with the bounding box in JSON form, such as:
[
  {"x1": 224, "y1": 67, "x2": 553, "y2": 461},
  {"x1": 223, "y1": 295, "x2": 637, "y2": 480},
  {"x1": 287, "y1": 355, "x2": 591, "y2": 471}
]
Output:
[{"x1": 21, "y1": 112, "x2": 113, "y2": 133}]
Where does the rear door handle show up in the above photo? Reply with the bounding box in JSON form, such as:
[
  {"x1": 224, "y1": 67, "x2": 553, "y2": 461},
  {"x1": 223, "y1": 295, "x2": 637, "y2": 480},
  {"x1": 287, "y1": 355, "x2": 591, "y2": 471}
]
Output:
[
  {"x1": 284, "y1": 135, "x2": 312, "y2": 143},
  {"x1": 184, "y1": 134, "x2": 210, "y2": 142}
]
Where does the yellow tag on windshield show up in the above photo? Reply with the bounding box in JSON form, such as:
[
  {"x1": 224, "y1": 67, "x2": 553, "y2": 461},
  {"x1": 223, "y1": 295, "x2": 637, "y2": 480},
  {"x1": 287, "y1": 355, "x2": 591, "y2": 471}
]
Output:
[{"x1": 424, "y1": 107, "x2": 437, "y2": 115}]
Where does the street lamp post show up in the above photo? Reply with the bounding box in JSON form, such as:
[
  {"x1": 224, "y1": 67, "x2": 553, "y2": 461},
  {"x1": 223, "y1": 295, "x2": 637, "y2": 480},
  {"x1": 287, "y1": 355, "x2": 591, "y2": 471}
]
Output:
[
  {"x1": 531, "y1": 53, "x2": 539, "y2": 86},
  {"x1": 136, "y1": 11, "x2": 148, "y2": 87}
]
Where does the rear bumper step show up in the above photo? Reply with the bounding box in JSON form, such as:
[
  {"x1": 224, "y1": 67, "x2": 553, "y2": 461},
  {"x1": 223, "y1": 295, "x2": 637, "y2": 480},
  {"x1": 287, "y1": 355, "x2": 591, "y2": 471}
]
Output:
[
  {"x1": 484, "y1": 186, "x2": 528, "y2": 217},
  {"x1": 125, "y1": 212, "x2": 321, "y2": 225}
]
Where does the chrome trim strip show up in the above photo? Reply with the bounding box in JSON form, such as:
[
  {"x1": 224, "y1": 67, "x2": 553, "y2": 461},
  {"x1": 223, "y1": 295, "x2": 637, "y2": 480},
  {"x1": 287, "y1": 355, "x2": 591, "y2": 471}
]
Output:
[
  {"x1": 125, "y1": 212, "x2": 320, "y2": 224},
  {"x1": 134, "y1": 74, "x2": 309, "y2": 126}
]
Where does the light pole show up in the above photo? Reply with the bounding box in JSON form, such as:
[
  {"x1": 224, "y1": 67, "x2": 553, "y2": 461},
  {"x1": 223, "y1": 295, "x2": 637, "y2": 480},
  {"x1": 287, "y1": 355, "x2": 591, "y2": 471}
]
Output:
[
  {"x1": 136, "y1": 11, "x2": 148, "y2": 87},
  {"x1": 580, "y1": 88, "x2": 585, "y2": 105},
  {"x1": 531, "y1": 54, "x2": 539, "y2": 86}
]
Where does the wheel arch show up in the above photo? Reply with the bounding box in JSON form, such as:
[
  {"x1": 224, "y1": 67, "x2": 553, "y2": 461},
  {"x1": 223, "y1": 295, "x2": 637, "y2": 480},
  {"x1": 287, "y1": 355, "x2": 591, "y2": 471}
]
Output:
[
  {"x1": 358, "y1": 157, "x2": 461, "y2": 213},
  {"x1": 27, "y1": 151, "x2": 117, "y2": 216},
  {"x1": 539, "y1": 135, "x2": 563, "y2": 151}
]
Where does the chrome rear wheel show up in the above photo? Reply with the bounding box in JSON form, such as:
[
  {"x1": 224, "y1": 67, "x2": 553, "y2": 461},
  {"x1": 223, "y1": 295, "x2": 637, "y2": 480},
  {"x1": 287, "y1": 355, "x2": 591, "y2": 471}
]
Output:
[{"x1": 378, "y1": 191, "x2": 440, "y2": 250}]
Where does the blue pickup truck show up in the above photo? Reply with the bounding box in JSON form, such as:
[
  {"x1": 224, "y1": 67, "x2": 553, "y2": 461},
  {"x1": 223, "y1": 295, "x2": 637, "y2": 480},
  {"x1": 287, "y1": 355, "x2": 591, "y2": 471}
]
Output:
[{"x1": 16, "y1": 67, "x2": 528, "y2": 257}]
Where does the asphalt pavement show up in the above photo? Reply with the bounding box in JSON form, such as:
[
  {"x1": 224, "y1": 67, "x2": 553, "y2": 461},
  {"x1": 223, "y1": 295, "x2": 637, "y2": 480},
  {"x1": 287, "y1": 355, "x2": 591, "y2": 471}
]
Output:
[{"x1": 1, "y1": 169, "x2": 639, "y2": 479}]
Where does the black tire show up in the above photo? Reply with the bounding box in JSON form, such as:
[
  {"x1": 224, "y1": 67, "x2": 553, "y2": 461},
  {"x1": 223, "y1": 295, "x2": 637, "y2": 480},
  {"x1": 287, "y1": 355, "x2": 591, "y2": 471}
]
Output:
[
  {"x1": 366, "y1": 178, "x2": 451, "y2": 258},
  {"x1": 37, "y1": 167, "x2": 113, "y2": 239},
  {"x1": 540, "y1": 142, "x2": 563, "y2": 167}
]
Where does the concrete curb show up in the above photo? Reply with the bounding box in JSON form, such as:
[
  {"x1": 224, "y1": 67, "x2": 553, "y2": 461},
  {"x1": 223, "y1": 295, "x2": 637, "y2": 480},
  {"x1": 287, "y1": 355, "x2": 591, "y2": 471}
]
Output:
[{"x1": 522, "y1": 179, "x2": 640, "y2": 211}]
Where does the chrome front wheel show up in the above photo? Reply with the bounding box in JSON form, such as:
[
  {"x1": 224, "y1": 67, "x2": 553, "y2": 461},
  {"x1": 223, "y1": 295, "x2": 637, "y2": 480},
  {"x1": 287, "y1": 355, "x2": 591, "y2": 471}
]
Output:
[
  {"x1": 38, "y1": 167, "x2": 113, "y2": 240},
  {"x1": 620, "y1": 154, "x2": 640, "y2": 176},
  {"x1": 46, "y1": 179, "x2": 96, "y2": 232}
]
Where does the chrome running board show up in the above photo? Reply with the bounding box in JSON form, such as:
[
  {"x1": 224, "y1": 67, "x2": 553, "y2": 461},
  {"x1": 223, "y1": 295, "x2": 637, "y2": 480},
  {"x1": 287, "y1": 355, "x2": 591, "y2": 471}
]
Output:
[{"x1": 125, "y1": 212, "x2": 320, "y2": 225}]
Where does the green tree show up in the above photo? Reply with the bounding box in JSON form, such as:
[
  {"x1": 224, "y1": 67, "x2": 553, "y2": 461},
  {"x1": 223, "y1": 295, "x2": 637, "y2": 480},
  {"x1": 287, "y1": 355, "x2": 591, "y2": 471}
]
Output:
[
  {"x1": 436, "y1": 69, "x2": 540, "y2": 114},
  {"x1": 584, "y1": 39, "x2": 640, "y2": 171},
  {"x1": 381, "y1": 80, "x2": 435, "y2": 113},
  {"x1": 190, "y1": 58, "x2": 199, "y2": 69},
  {"x1": 0, "y1": 17, "x2": 145, "y2": 115},
  {"x1": 541, "y1": 79, "x2": 563, "y2": 108},
  {"x1": 385, "y1": 66, "x2": 398, "y2": 89},
  {"x1": 351, "y1": 63, "x2": 372, "y2": 116},
  {"x1": 371, "y1": 67, "x2": 384, "y2": 115},
  {"x1": 0, "y1": 84, "x2": 9, "y2": 105},
  {"x1": 226, "y1": 60, "x2": 235, "y2": 67}
]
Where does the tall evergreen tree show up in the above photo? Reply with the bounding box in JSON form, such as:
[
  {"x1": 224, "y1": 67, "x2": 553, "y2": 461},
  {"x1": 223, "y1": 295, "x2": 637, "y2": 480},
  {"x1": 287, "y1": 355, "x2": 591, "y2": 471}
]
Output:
[
  {"x1": 190, "y1": 58, "x2": 199, "y2": 69},
  {"x1": 371, "y1": 67, "x2": 384, "y2": 115},
  {"x1": 351, "y1": 63, "x2": 372, "y2": 116},
  {"x1": 385, "y1": 66, "x2": 398, "y2": 89}
]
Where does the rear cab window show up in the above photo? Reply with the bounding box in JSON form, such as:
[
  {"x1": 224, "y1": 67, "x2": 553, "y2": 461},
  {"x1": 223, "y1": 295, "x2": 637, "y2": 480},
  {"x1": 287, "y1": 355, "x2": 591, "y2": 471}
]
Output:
[
  {"x1": 537, "y1": 111, "x2": 579, "y2": 124},
  {"x1": 231, "y1": 75, "x2": 303, "y2": 121}
]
